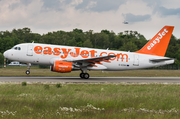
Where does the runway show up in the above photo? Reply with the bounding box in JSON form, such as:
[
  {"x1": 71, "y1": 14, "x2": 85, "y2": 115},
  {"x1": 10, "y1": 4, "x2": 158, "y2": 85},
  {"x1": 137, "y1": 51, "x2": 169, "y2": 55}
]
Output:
[{"x1": 0, "y1": 77, "x2": 180, "y2": 84}]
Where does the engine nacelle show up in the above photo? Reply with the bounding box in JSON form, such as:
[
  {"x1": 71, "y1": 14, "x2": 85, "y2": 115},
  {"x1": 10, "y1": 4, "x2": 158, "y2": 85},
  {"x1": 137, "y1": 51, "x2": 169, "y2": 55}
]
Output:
[{"x1": 50, "y1": 61, "x2": 73, "y2": 73}]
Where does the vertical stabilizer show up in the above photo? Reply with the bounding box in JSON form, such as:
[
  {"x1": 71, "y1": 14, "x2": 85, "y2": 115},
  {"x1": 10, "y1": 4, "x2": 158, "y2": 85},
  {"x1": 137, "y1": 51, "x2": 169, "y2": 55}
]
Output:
[{"x1": 135, "y1": 26, "x2": 174, "y2": 56}]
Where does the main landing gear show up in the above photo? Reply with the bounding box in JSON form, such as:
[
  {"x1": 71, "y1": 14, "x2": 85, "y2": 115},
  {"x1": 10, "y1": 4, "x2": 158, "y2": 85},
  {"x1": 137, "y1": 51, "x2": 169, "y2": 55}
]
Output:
[
  {"x1": 80, "y1": 69, "x2": 90, "y2": 79},
  {"x1": 25, "y1": 63, "x2": 31, "y2": 75}
]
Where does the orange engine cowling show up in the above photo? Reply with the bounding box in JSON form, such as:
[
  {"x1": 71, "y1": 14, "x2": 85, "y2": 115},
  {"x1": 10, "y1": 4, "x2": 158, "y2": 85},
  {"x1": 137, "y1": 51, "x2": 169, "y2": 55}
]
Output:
[{"x1": 50, "y1": 61, "x2": 73, "y2": 73}]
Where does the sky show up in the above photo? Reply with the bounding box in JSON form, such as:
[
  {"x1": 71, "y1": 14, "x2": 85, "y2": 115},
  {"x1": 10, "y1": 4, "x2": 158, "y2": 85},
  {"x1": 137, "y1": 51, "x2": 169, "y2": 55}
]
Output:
[{"x1": 0, "y1": 0, "x2": 180, "y2": 40}]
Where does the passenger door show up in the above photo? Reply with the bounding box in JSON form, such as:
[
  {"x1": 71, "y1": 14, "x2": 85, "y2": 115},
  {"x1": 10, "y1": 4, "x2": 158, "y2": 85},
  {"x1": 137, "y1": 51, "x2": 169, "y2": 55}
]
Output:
[{"x1": 27, "y1": 44, "x2": 33, "y2": 56}]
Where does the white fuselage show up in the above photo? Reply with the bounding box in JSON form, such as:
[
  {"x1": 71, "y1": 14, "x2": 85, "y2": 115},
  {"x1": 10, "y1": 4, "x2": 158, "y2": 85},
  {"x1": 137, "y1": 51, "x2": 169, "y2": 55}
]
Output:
[{"x1": 3, "y1": 43, "x2": 174, "y2": 71}]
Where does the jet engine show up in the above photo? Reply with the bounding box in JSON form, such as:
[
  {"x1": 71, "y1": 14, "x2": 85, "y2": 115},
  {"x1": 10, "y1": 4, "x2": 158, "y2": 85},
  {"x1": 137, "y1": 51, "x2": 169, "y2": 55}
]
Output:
[{"x1": 50, "y1": 61, "x2": 73, "y2": 73}]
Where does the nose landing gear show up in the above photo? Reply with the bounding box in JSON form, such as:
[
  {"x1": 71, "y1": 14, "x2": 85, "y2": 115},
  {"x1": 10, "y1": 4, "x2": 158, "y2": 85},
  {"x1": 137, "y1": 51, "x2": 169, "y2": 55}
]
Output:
[
  {"x1": 26, "y1": 70, "x2": 30, "y2": 75},
  {"x1": 25, "y1": 63, "x2": 31, "y2": 75}
]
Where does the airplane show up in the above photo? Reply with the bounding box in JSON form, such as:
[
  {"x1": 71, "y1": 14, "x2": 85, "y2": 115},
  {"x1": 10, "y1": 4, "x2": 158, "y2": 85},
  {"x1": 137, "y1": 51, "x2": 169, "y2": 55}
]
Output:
[
  {"x1": 123, "y1": 21, "x2": 128, "y2": 24},
  {"x1": 3, "y1": 26, "x2": 174, "y2": 79}
]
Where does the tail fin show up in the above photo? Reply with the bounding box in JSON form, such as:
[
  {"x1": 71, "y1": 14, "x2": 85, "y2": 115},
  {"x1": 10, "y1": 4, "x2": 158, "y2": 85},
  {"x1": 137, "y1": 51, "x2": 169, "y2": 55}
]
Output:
[{"x1": 135, "y1": 26, "x2": 174, "y2": 56}]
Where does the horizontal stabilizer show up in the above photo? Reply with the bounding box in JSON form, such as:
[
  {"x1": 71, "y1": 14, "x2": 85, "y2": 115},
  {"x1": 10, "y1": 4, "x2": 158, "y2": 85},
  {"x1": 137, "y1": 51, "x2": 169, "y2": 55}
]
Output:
[{"x1": 150, "y1": 58, "x2": 175, "y2": 63}]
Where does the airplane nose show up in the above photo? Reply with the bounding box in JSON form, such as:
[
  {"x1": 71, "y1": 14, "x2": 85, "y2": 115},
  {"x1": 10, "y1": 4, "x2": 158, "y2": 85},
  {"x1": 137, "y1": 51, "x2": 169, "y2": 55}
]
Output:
[{"x1": 3, "y1": 51, "x2": 8, "y2": 58}]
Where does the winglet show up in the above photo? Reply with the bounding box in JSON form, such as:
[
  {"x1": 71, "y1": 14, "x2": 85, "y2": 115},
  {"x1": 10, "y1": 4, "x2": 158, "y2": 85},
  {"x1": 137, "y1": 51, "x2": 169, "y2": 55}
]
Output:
[{"x1": 135, "y1": 26, "x2": 174, "y2": 56}]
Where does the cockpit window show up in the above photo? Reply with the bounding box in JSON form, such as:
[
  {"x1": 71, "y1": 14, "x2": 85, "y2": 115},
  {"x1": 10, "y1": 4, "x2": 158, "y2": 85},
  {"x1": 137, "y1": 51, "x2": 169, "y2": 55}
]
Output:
[{"x1": 12, "y1": 47, "x2": 21, "y2": 50}]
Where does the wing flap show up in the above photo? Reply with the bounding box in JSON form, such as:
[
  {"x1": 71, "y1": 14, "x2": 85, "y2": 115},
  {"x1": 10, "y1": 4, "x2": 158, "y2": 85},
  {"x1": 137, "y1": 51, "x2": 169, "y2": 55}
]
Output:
[{"x1": 69, "y1": 55, "x2": 116, "y2": 67}]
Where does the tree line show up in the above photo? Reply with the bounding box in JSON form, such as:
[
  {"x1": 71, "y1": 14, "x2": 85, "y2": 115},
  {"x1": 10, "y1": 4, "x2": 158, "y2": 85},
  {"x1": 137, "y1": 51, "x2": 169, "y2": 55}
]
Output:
[{"x1": 0, "y1": 27, "x2": 180, "y2": 65}]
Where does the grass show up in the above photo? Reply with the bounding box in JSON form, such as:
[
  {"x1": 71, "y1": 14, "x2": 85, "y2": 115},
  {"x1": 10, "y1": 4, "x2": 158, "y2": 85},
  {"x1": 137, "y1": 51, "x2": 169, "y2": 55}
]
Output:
[
  {"x1": 1, "y1": 66, "x2": 180, "y2": 118},
  {"x1": 0, "y1": 83, "x2": 180, "y2": 118},
  {"x1": 1, "y1": 66, "x2": 180, "y2": 77}
]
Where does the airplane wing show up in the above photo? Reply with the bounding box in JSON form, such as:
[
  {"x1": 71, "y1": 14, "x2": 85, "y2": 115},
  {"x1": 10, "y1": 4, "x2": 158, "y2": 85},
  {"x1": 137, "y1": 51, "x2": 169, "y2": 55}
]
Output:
[{"x1": 69, "y1": 55, "x2": 116, "y2": 68}]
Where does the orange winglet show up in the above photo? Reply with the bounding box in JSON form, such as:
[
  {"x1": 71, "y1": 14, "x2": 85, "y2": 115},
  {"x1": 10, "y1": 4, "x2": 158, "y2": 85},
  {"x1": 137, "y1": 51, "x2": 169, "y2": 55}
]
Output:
[{"x1": 135, "y1": 26, "x2": 174, "y2": 57}]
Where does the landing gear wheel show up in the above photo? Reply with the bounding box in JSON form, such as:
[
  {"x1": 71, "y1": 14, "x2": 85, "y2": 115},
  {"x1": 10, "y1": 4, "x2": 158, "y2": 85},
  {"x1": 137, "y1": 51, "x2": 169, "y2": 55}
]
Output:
[
  {"x1": 26, "y1": 70, "x2": 30, "y2": 75},
  {"x1": 80, "y1": 73, "x2": 84, "y2": 79},
  {"x1": 84, "y1": 73, "x2": 89, "y2": 79},
  {"x1": 26, "y1": 63, "x2": 31, "y2": 75}
]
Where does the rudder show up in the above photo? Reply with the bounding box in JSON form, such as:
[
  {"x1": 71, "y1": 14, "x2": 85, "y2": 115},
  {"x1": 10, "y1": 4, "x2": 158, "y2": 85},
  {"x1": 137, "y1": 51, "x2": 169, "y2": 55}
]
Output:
[{"x1": 135, "y1": 26, "x2": 174, "y2": 56}]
